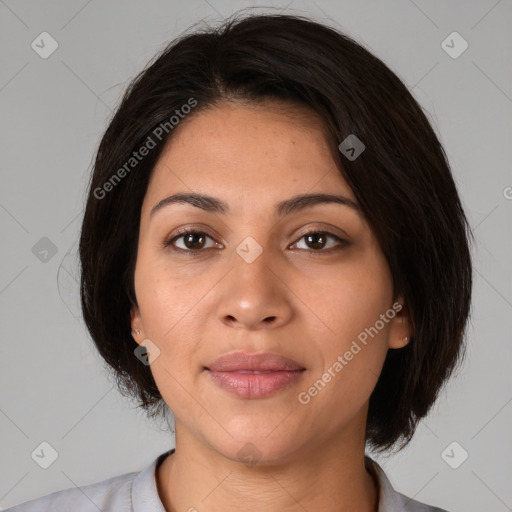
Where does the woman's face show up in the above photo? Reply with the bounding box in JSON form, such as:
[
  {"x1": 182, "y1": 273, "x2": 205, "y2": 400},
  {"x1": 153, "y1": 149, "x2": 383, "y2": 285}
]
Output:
[{"x1": 131, "y1": 100, "x2": 410, "y2": 463}]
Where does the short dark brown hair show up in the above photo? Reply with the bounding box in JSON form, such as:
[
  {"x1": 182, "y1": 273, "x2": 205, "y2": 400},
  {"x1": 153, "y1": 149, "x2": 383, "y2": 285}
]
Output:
[{"x1": 79, "y1": 12, "x2": 473, "y2": 452}]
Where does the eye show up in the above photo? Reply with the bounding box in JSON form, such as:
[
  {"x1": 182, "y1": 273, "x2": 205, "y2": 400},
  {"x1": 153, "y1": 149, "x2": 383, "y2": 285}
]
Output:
[
  {"x1": 164, "y1": 229, "x2": 221, "y2": 252},
  {"x1": 164, "y1": 228, "x2": 349, "y2": 254},
  {"x1": 291, "y1": 230, "x2": 349, "y2": 252}
]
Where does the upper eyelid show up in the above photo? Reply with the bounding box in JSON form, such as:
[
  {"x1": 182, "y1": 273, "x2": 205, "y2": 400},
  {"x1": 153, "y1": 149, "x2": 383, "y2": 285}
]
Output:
[{"x1": 289, "y1": 230, "x2": 348, "y2": 249}]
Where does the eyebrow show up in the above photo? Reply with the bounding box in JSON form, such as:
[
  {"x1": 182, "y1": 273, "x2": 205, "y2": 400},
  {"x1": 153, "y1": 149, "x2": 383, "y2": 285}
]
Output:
[{"x1": 150, "y1": 192, "x2": 360, "y2": 218}]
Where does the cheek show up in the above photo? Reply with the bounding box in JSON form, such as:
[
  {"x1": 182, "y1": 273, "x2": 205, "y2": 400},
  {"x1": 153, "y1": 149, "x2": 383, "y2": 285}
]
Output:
[
  {"x1": 133, "y1": 254, "x2": 214, "y2": 392},
  {"x1": 293, "y1": 252, "x2": 393, "y2": 344},
  {"x1": 134, "y1": 264, "x2": 208, "y2": 414},
  {"x1": 293, "y1": 251, "x2": 393, "y2": 400},
  {"x1": 134, "y1": 251, "x2": 210, "y2": 337}
]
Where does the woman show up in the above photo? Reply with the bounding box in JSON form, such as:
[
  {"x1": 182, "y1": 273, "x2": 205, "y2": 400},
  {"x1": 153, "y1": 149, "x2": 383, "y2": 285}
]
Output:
[{"x1": 8, "y1": 12, "x2": 472, "y2": 512}]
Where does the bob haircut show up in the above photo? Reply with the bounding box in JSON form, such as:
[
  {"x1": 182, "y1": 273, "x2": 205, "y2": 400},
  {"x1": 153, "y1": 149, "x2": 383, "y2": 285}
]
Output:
[{"x1": 79, "y1": 12, "x2": 472, "y2": 453}]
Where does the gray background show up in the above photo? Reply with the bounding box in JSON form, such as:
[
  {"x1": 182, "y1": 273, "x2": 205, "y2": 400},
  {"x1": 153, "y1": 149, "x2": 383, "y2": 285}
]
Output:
[{"x1": 1, "y1": 1, "x2": 511, "y2": 511}]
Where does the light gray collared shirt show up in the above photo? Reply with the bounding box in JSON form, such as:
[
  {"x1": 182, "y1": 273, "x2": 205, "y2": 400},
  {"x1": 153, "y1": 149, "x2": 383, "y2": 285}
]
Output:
[{"x1": 6, "y1": 450, "x2": 449, "y2": 511}]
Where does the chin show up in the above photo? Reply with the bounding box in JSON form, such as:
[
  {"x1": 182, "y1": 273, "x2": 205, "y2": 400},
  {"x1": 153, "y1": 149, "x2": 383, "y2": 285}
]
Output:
[{"x1": 208, "y1": 433, "x2": 303, "y2": 468}]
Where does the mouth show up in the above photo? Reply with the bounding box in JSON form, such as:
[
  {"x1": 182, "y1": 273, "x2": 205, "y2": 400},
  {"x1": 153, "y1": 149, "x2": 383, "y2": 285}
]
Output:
[{"x1": 203, "y1": 351, "x2": 306, "y2": 399}]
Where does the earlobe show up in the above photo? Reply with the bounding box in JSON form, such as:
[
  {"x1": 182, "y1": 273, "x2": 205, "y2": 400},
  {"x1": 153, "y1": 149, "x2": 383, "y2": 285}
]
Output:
[
  {"x1": 390, "y1": 334, "x2": 410, "y2": 349},
  {"x1": 130, "y1": 306, "x2": 144, "y2": 344},
  {"x1": 388, "y1": 299, "x2": 412, "y2": 349}
]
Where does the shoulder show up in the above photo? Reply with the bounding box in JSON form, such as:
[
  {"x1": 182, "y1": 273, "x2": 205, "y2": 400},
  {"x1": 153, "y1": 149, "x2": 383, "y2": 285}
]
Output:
[
  {"x1": 365, "y1": 456, "x2": 450, "y2": 512},
  {"x1": 5, "y1": 470, "x2": 138, "y2": 512},
  {"x1": 390, "y1": 488, "x2": 450, "y2": 512},
  {"x1": 5, "y1": 451, "x2": 171, "y2": 512}
]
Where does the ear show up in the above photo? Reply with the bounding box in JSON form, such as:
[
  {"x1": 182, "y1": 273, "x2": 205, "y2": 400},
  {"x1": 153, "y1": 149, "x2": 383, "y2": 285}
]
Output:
[
  {"x1": 130, "y1": 305, "x2": 144, "y2": 345},
  {"x1": 387, "y1": 298, "x2": 413, "y2": 349}
]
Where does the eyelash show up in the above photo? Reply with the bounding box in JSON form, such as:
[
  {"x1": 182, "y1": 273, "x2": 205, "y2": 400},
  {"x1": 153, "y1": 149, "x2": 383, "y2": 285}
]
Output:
[{"x1": 163, "y1": 228, "x2": 349, "y2": 255}]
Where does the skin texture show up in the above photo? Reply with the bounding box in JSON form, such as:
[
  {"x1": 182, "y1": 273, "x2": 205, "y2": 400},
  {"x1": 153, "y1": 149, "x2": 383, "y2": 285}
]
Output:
[{"x1": 130, "y1": 100, "x2": 412, "y2": 512}]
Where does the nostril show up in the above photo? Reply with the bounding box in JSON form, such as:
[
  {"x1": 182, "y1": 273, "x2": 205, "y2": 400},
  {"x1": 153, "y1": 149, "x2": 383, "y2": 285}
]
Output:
[{"x1": 224, "y1": 315, "x2": 237, "y2": 326}]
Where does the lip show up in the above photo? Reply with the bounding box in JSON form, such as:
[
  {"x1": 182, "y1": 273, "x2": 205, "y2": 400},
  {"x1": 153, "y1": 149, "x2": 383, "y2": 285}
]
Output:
[
  {"x1": 206, "y1": 351, "x2": 305, "y2": 372},
  {"x1": 204, "y1": 351, "x2": 305, "y2": 399}
]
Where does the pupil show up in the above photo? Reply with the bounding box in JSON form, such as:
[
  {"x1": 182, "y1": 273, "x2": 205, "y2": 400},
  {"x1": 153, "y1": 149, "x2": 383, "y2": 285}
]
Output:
[
  {"x1": 185, "y1": 233, "x2": 205, "y2": 249},
  {"x1": 307, "y1": 233, "x2": 325, "y2": 250}
]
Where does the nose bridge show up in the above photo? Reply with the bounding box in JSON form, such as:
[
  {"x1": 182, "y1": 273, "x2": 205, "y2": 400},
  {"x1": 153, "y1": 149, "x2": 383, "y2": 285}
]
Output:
[
  {"x1": 231, "y1": 236, "x2": 279, "y2": 301},
  {"x1": 216, "y1": 237, "x2": 292, "y2": 329}
]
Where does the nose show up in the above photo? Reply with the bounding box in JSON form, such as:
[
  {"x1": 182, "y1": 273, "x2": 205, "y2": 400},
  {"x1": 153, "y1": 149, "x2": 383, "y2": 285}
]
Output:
[{"x1": 215, "y1": 246, "x2": 293, "y2": 331}]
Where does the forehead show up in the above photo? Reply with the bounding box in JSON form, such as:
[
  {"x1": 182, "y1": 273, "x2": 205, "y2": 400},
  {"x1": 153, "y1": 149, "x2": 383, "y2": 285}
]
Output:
[{"x1": 141, "y1": 101, "x2": 356, "y2": 216}]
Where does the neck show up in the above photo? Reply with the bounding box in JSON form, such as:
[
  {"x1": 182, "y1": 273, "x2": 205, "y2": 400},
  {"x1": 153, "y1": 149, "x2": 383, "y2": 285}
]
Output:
[{"x1": 156, "y1": 426, "x2": 379, "y2": 512}]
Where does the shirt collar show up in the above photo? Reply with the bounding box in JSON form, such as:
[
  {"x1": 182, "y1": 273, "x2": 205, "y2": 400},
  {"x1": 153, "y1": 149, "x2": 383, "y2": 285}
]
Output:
[
  {"x1": 132, "y1": 450, "x2": 417, "y2": 512},
  {"x1": 365, "y1": 455, "x2": 424, "y2": 511},
  {"x1": 131, "y1": 450, "x2": 170, "y2": 512}
]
